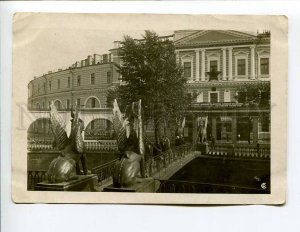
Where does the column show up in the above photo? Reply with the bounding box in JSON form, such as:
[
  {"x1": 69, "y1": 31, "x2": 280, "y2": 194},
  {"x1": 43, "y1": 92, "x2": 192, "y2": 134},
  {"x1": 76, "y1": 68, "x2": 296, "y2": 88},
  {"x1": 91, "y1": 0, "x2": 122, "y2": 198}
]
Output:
[
  {"x1": 200, "y1": 49, "x2": 206, "y2": 81},
  {"x1": 228, "y1": 47, "x2": 233, "y2": 80},
  {"x1": 222, "y1": 48, "x2": 227, "y2": 81},
  {"x1": 195, "y1": 49, "x2": 200, "y2": 81},
  {"x1": 250, "y1": 46, "x2": 255, "y2": 80},
  {"x1": 212, "y1": 116, "x2": 217, "y2": 140},
  {"x1": 252, "y1": 116, "x2": 259, "y2": 145},
  {"x1": 231, "y1": 115, "x2": 237, "y2": 145}
]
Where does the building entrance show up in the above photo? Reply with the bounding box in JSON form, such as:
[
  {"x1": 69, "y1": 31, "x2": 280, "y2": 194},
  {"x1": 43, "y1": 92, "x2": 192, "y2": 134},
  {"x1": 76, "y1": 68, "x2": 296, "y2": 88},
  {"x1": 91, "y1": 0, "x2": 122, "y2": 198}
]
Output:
[{"x1": 237, "y1": 117, "x2": 252, "y2": 143}]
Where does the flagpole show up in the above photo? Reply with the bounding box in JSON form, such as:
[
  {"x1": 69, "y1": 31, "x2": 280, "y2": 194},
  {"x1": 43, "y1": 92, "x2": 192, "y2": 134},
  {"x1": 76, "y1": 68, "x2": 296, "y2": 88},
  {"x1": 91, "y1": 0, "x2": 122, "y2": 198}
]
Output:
[{"x1": 138, "y1": 99, "x2": 146, "y2": 178}]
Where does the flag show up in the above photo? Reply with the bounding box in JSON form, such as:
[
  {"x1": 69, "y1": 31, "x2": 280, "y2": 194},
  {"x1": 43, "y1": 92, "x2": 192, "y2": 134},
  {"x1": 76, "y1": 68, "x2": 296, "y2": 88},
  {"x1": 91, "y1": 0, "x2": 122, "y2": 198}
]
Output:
[{"x1": 49, "y1": 101, "x2": 68, "y2": 150}]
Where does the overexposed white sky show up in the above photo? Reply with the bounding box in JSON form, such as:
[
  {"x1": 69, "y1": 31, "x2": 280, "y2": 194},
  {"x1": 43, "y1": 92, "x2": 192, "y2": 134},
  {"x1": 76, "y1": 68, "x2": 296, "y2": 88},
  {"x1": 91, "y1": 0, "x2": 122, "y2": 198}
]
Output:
[
  {"x1": 13, "y1": 13, "x2": 264, "y2": 84},
  {"x1": 13, "y1": 13, "x2": 173, "y2": 81}
]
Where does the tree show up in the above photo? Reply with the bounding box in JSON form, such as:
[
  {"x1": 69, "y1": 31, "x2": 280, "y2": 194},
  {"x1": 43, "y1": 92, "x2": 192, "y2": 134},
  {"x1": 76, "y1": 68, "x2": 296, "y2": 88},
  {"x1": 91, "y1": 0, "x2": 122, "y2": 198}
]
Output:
[
  {"x1": 112, "y1": 30, "x2": 190, "y2": 144},
  {"x1": 236, "y1": 82, "x2": 270, "y2": 106}
]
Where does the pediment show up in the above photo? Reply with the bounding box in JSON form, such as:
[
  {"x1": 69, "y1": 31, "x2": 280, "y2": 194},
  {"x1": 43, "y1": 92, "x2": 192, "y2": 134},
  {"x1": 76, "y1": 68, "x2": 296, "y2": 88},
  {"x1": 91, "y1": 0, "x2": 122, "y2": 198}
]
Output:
[{"x1": 175, "y1": 30, "x2": 256, "y2": 46}]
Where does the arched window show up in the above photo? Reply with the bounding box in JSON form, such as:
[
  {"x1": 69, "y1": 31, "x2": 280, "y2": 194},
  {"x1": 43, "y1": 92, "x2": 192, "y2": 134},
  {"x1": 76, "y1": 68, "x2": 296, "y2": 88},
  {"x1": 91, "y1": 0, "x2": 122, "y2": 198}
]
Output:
[
  {"x1": 54, "y1": 100, "x2": 62, "y2": 110},
  {"x1": 85, "y1": 119, "x2": 113, "y2": 140},
  {"x1": 85, "y1": 97, "x2": 101, "y2": 108}
]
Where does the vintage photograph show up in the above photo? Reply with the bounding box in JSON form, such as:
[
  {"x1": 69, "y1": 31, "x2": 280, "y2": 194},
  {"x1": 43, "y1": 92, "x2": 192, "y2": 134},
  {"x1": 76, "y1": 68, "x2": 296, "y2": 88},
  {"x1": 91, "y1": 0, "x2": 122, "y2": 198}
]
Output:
[{"x1": 12, "y1": 14, "x2": 287, "y2": 204}]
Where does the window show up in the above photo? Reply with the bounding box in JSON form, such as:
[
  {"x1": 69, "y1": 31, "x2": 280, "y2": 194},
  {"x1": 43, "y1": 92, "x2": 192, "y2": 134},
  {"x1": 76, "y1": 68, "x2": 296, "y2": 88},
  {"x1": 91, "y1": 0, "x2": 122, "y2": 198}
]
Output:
[
  {"x1": 260, "y1": 58, "x2": 269, "y2": 75},
  {"x1": 196, "y1": 93, "x2": 203, "y2": 103},
  {"x1": 43, "y1": 83, "x2": 46, "y2": 92},
  {"x1": 42, "y1": 102, "x2": 45, "y2": 110},
  {"x1": 91, "y1": 121, "x2": 95, "y2": 130},
  {"x1": 107, "y1": 71, "x2": 111, "y2": 83},
  {"x1": 49, "y1": 81, "x2": 51, "y2": 91},
  {"x1": 183, "y1": 62, "x2": 191, "y2": 78},
  {"x1": 210, "y1": 60, "x2": 218, "y2": 72},
  {"x1": 38, "y1": 84, "x2": 40, "y2": 94},
  {"x1": 66, "y1": 99, "x2": 70, "y2": 110},
  {"x1": 237, "y1": 59, "x2": 246, "y2": 75},
  {"x1": 77, "y1": 98, "x2": 80, "y2": 107},
  {"x1": 68, "y1": 77, "x2": 71, "y2": 88},
  {"x1": 91, "y1": 98, "x2": 96, "y2": 108},
  {"x1": 77, "y1": 75, "x2": 81, "y2": 86},
  {"x1": 261, "y1": 116, "x2": 270, "y2": 132},
  {"x1": 210, "y1": 92, "x2": 218, "y2": 103},
  {"x1": 224, "y1": 90, "x2": 231, "y2": 102},
  {"x1": 91, "y1": 73, "x2": 95, "y2": 85},
  {"x1": 57, "y1": 79, "x2": 60, "y2": 89}
]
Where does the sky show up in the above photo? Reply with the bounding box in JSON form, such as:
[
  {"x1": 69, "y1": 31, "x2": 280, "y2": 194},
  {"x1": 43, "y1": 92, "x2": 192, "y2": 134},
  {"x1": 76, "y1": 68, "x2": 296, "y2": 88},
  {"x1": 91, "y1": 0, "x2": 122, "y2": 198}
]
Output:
[
  {"x1": 13, "y1": 13, "x2": 174, "y2": 81},
  {"x1": 13, "y1": 13, "x2": 267, "y2": 84}
]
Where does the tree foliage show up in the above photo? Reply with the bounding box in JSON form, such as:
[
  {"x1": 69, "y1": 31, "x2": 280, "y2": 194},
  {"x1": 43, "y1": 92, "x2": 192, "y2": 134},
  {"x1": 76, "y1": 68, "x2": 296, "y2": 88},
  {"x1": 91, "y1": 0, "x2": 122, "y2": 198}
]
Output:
[
  {"x1": 111, "y1": 31, "x2": 190, "y2": 142},
  {"x1": 236, "y1": 82, "x2": 270, "y2": 106}
]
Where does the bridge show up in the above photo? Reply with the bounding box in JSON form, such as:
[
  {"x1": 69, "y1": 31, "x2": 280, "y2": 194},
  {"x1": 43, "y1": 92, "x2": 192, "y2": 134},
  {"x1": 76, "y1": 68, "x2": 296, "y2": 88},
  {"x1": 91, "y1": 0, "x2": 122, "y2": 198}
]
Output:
[
  {"x1": 17, "y1": 104, "x2": 113, "y2": 136},
  {"x1": 27, "y1": 144, "x2": 198, "y2": 191},
  {"x1": 27, "y1": 142, "x2": 270, "y2": 193}
]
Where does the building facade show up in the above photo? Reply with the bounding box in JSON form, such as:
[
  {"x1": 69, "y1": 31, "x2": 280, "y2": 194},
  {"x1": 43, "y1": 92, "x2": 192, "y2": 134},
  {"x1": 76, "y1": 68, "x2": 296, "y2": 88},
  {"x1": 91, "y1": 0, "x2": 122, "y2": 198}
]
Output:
[
  {"x1": 28, "y1": 30, "x2": 270, "y2": 146},
  {"x1": 28, "y1": 53, "x2": 120, "y2": 111},
  {"x1": 174, "y1": 30, "x2": 270, "y2": 146}
]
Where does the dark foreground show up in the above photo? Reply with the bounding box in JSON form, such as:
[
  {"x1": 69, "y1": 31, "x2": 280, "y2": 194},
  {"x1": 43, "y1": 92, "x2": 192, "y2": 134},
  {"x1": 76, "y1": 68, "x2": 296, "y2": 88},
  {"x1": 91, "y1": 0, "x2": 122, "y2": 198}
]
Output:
[{"x1": 158, "y1": 157, "x2": 270, "y2": 194}]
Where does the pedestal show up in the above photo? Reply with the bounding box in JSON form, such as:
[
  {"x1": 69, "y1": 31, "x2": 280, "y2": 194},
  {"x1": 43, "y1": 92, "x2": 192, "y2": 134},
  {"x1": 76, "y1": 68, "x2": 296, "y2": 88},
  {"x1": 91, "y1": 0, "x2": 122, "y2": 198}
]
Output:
[
  {"x1": 35, "y1": 174, "x2": 98, "y2": 191},
  {"x1": 103, "y1": 178, "x2": 159, "y2": 192},
  {"x1": 196, "y1": 143, "x2": 209, "y2": 155}
]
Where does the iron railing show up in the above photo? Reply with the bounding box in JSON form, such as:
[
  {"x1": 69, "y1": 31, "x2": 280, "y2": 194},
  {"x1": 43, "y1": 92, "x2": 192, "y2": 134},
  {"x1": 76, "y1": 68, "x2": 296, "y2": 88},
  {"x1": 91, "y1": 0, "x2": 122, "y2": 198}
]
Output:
[
  {"x1": 27, "y1": 144, "x2": 191, "y2": 190},
  {"x1": 91, "y1": 158, "x2": 118, "y2": 184},
  {"x1": 28, "y1": 140, "x2": 118, "y2": 152},
  {"x1": 27, "y1": 170, "x2": 47, "y2": 190},
  {"x1": 91, "y1": 144, "x2": 191, "y2": 186},
  {"x1": 207, "y1": 143, "x2": 270, "y2": 159}
]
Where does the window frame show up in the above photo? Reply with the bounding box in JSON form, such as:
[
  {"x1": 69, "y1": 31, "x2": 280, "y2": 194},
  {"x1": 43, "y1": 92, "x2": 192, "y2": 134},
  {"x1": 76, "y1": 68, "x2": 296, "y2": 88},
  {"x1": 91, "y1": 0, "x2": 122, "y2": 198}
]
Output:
[
  {"x1": 107, "y1": 71, "x2": 111, "y2": 83},
  {"x1": 208, "y1": 91, "x2": 219, "y2": 103},
  {"x1": 234, "y1": 51, "x2": 249, "y2": 79},
  {"x1": 183, "y1": 62, "x2": 192, "y2": 79},
  {"x1": 237, "y1": 58, "x2": 246, "y2": 76},
  {"x1": 224, "y1": 90, "x2": 231, "y2": 103},
  {"x1": 257, "y1": 50, "x2": 270, "y2": 78},
  {"x1": 181, "y1": 54, "x2": 194, "y2": 82},
  {"x1": 90, "y1": 73, "x2": 95, "y2": 85}
]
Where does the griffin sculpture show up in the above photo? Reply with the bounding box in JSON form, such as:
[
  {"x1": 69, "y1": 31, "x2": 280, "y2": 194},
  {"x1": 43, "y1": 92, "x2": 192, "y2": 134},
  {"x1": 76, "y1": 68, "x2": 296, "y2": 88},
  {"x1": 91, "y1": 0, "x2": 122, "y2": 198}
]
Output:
[{"x1": 46, "y1": 102, "x2": 88, "y2": 183}]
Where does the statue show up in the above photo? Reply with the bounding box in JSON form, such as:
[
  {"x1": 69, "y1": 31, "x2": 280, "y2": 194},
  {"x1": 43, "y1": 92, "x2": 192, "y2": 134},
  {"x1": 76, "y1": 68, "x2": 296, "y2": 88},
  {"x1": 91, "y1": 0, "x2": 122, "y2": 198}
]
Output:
[
  {"x1": 197, "y1": 116, "x2": 208, "y2": 144},
  {"x1": 46, "y1": 102, "x2": 88, "y2": 183},
  {"x1": 112, "y1": 99, "x2": 145, "y2": 188}
]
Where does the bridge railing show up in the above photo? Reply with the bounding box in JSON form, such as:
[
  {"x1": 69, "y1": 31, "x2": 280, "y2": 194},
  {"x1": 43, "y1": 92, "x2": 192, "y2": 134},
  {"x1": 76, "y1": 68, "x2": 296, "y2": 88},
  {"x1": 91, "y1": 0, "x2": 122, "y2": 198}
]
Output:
[
  {"x1": 84, "y1": 140, "x2": 118, "y2": 152},
  {"x1": 207, "y1": 143, "x2": 270, "y2": 159},
  {"x1": 27, "y1": 144, "x2": 191, "y2": 190},
  {"x1": 27, "y1": 140, "x2": 118, "y2": 152},
  {"x1": 91, "y1": 158, "x2": 118, "y2": 185},
  {"x1": 28, "y1": 140, "x2": 56, "y2": 151},
  {"x1": 158, "y1": 179, "x2": 269, "y2": 194},
  {"x1": 90, "y1": 144, "x2": 191, "y2": 186},
  {"x1": 27, "y1": 170, "x2": 48, "y2": 190},
  {"x1": 145, "y1": 144, "x2": 191, "y2": 178}
]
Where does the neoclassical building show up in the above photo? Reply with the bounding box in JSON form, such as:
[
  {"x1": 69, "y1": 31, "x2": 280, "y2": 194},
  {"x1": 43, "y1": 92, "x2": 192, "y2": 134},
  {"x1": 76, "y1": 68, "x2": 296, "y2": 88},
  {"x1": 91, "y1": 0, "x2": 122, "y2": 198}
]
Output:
[
  {"x1": 173, "y1": 30, "x2": 270, "y2": 146},
  {"x1": 28, "y1": 53, "x2": 120, "y2": 111}
]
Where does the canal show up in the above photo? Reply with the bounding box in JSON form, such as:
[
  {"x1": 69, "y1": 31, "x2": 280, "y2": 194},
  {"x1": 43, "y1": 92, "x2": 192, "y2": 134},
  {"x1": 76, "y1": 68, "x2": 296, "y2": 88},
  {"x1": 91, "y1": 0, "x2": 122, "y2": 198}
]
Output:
[
  {"x1": 159, "y1": 157, "x2": 270, "y2": 194},
  {"x1": 28, "y1": 151, "x2": 119, "y2": 171}
]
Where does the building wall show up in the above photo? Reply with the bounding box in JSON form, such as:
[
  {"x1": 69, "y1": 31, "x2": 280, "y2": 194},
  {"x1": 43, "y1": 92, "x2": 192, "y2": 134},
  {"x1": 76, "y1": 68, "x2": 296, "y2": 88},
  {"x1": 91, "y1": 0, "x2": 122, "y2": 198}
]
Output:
[{"x1": 28, "y1": 59, "x2": 119, "y2": 110}]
